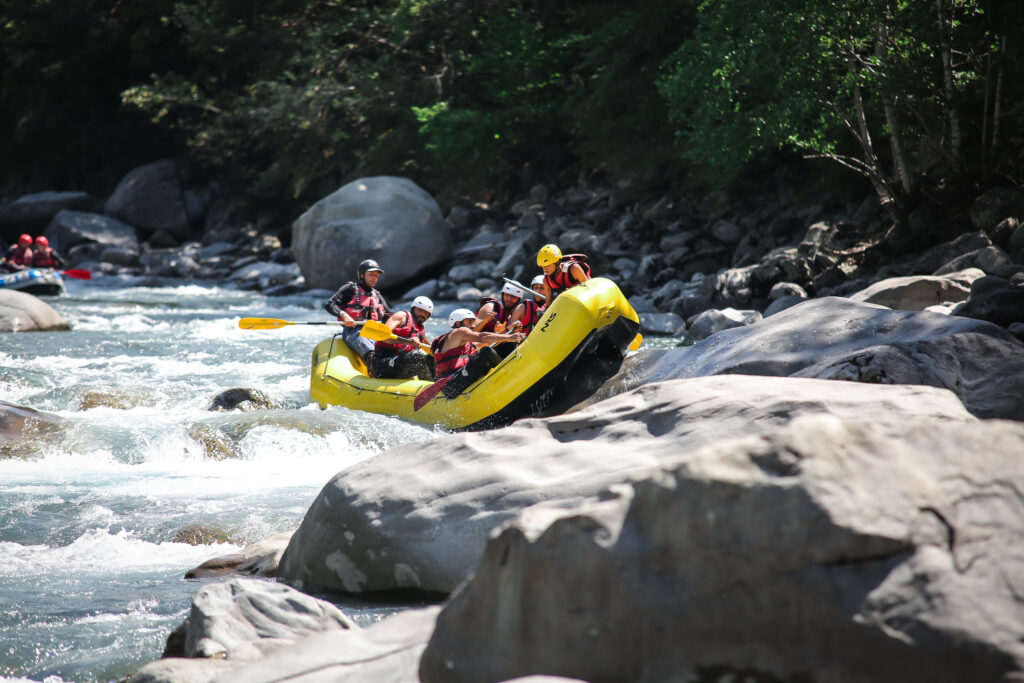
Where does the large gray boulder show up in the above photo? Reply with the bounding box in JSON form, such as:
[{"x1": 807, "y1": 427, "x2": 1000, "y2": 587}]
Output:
[
  {"x1": 291, "y1": 177, "x2": 454, "y2": 291},
  {"x1": 420, "y1": 416, "x2": 1024, "y2": 683},
  {"x1": 0, "y1": 290, "x2": 70, "y2": 333},
  {"x1": 0, "y1": 191, "x2": 98, "y2": 240},
  {"x1": 44, "y1": 210, "x2": 140, "y2": 254},
  {"x1": 582, "y1": 296, "x2": 1024, "y2": 420},
  {"x1": 276, "y1": 376, "x2": 973, "y2": 595},
  {"x1": 105, "y1": 160, "x2": 191, "y2": 238}
]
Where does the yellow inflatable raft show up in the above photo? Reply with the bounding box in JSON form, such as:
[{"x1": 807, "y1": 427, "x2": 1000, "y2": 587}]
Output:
[{"x1": 309, "y1": 277, "x2": 640, "y2": 430}]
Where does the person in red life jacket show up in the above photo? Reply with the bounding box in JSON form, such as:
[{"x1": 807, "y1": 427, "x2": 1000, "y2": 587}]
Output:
[
  {"x1": 2, "y1": 234, "x2": 34, "y2": 272},
  {"x1": 508, "y1": 276, "x2": 546, "y2": 337},
  {"x1": 324, "y1": 259, "x2": 391, "y2": 365},
  {"x1": 371, "y1": 295, "x2": 435, "y2": 380},
  {"x1": 431, "y1": 308, "x2": 524, "y2": 390},
  {"x1": 537, "y1": 243, "x2": 590, "y2": 308},
  {"x1": 31, "y1": 236, "x2": 64, "y2": 269},
  {"x1": 473, "y1": 282, "x2": 525, "y2": 334}
]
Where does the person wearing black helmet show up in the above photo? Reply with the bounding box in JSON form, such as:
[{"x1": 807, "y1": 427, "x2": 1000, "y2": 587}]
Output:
[{"x1": 324, "y1": 258, "x2": 392, "y2": 365}]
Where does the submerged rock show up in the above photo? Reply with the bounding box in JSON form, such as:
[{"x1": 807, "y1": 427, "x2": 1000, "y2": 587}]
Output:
[
  {"x1": 209, "y1": 388, "x2": 277, "y2": 412},
  {"x1": 276, "y1": 376, "x2": 972, "y2": 595},
  {"x1": 186, "y1": 532, "x2": 293, "y2": 579},
  {"x1": 0, "y1": 401, "x2": 64, "y2": 459},
  {"x1": 420, "y1": 416, "x2": 1024, "y2": 683}
]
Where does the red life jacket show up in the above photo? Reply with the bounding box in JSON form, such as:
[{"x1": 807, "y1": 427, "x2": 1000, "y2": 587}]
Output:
[
  {"x1": 9, "y1": 246, "x2": 33, "y2": 267},
  {"x1": 544, "y1": 254, "x2": 591, "y2": 295},
  {"x1": 518, "y1": 299, "x2": 545, "y2": 336},
  {"x1": 33, "y1": 248, "x2": 58, "y2": 268},
  {"x1": 476, "y1": 297, "x2": 507, "y2": 333},
  {"x1": 431, "y1": 332, "x2": 476, "y2": 377},
  {"x1": 376, "y1": 311, "x2": 425, "y2": 353},
  {"x1": 341, "y1": 282, "x2": 388, "y2": 322}
]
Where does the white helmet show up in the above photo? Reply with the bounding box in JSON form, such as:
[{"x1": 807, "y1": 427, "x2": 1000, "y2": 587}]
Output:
[
  {"x1": 411, "y1": 295, "x2": 434, "y2": 314},
  {"x1": 501, "y1": 282, "x2": 524, "y2": 300},
  {"x1": 531, "y1": 275, "x2": 545, "y2": 287},
  {"x1": 448, "y1": 308, "x2": 476, "y2": 328}
]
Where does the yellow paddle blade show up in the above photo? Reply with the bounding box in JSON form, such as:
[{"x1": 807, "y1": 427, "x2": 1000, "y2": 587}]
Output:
[
  {"x1": 629, "y1": 333, "x2": 643, "y2": 351},
  {"x1": 359, "y1": 320, "x2": 395, "y2": 342},
  {"x1": 239, "y1": 317, "x2": 293, "y2": 330}
]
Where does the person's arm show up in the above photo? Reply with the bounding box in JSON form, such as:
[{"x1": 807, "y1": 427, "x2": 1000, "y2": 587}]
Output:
[
  {"x1": 456, "y1": 327, "x2": 525, "y2": 346},
  {"x1": 472, "y1": 302, "x2": 497, "y2": 331},
  {"x1": 385, "y1": 311, "x2": 407, "y2": 331},
  {"x1": 542, "y1": 280, "x2": 553, "y2": 308},
  {"x1": 53, "y1": 251, "x2": 65, "y2": 268},
  {"x1": 569, "y1": 262, "x2": 589, "y2": 284},
  {"x1": 507, "y1": 302, "x2": 527, "y2": 330}
]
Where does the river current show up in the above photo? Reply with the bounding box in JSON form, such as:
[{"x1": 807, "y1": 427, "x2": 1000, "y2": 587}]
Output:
[{"x1": 0, "y1": 277, "x2": 450, "y2": 682}]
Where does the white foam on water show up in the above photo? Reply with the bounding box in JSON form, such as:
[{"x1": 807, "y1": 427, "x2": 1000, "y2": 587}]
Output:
[{"x1": 0, "y1": 528, "x2": 238, "y2": 577}]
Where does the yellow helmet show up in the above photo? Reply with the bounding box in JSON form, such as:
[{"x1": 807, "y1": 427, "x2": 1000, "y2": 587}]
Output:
[{"x1": 537, "y1": 244, "x2": 562, "y2": 267}]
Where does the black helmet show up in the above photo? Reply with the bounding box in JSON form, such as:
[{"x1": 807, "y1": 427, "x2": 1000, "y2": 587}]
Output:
[{"x1": 358, "y1": 259, "x2": 384, "y2": 279}]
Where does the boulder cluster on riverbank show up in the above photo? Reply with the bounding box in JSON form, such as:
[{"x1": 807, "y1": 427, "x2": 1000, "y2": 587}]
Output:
[{"x1": 3, "y1": 160, "x2": 1024, "y2": 681}]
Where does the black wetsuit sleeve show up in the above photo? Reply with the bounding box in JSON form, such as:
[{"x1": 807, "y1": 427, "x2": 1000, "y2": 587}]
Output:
[{"x1": 324, "y1": 283, "x2": 355, "y2": 318}]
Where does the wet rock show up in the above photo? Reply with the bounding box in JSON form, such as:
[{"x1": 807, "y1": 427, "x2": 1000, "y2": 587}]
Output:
[
  {"x1": 105, "y1": 160, "x2": 192, "y2": 238},
  {"x1": 186, "y1": 532, "x2": 294, "y2": 579},
  {"x1": 276, "y1": 376, "x2": 970, "y2": 595},
  {"x1": 228, "y1": 262, "x2": 302, "y2": 290},
  {"x1": 847, "y1": 269, "x2": 982, "y2": 310},
  {"x1": 76, "y1": 388, "x2": 157, "y2": 410},
  {"x1": 0, "y1": 401, "x2": 64, "y2": 459},
  {"x1": 172, "y1": 525, "x2": 234, "y2": 546},
  {"x1": 0, "y1": 290, "x2": 71, "y2": 333},
  {"x1": 420, "y1": 417, "x2": 1024, "y2": 683},
  {"x1": 187, "y1": 423, "x2": 242, "y2": 461},
  {"x1": 209, "y1": 388, "x2": 276, "y2": 412},
  {"x1": 291, "y1": 176, "x2": 454, "y2": 291}
]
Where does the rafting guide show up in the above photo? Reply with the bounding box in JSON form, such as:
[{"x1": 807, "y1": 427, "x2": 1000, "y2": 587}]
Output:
[{"x1": 323, "y1": 258, "x2": 390, "y2": 366}]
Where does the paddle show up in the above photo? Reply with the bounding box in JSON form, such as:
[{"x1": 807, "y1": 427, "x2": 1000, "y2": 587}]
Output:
[
  {"x1": 59, "y1": 269, "x2": 92, "y2": 280},
  {"x1": 501, "y1": 275, "x2": 543, "y2": 300},
  {"x1": 413, "y1": 374, "x2": 454, "y2": 411},
  {"x1": 238, "y1": 317, "x2": 358, "y2": 331},
  {"x1": 359, "y1": 320, "x2": 432, "y2": 353}
]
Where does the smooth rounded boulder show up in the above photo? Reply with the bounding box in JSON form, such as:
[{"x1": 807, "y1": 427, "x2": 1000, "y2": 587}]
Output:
[
  {"x1": 276, "y1": 375, "x2": 973, "y2": 596},
  {"x1": 291, "y1": 176, "x2": 454, "y2": 291},
  {"x1": 104, "y1": 159, "x2": 191, "y2": 238},
  {"x1": 0, "y1": 290, "x2": 70, "y2": 333},
  {"x1": 421, "y1": 416, "x2": 1024, "y2": 683},
  {"x1": 583, "y1": 296, "x2": 1024, "y2": 420}
]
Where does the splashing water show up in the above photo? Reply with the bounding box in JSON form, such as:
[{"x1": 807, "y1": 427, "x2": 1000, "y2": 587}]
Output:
[{"x1": 0, "y1": 278, "x2": 446, "y2": 682}]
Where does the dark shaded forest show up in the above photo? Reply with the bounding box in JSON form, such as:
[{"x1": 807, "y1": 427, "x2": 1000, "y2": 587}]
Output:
[{"x1": 2, "y1": 0, "x2": 1021, "y2": 236}]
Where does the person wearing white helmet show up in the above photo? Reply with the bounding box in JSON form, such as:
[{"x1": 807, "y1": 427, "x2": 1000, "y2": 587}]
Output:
[
  {"x1": 473, "y1": 281, "x2": 525, "y2": 335},
  {"x1": 430, "y1": 308, "x2": 524, "y2": 394},
  {"x1": 508, "y1": 276, "x2": 547, "y2": 337},
  {"x1": 371, "y1": 295, "x2": 435, "y2": 380}
]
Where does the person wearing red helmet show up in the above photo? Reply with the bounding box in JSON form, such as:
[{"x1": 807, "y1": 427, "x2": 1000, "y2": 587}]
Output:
[
  {"x1": 2, "y1": 234, "x2": 34, "y2": 272},
  {"x1": 31, "y1": 236, "x2": 64, "y2": 269}
]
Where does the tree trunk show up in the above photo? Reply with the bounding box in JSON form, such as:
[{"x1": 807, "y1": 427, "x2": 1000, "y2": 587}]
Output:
[
  {"x1": 876, "y1": 18, "x2": 913, "y2": 194},
  {"x1": 991, "y1": 34, "x2": 1006, "y2": 158},
  {"x1": 937, "y1": 0, "x2": 963, "y2": 166}
]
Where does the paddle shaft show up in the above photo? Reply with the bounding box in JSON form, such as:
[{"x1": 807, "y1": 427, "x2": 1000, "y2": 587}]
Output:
[{"x1": 239, "y1": 317, "x2": 366, "y2": 330}]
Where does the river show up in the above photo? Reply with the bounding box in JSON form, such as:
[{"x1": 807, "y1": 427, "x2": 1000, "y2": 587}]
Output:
[{"x1": 0, "y1": 276, "x2": 450, "y2": 682}]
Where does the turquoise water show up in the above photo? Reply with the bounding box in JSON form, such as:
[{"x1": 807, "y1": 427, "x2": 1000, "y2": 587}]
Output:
[{"x1": 0, "y1": 277, "x2": 447, "y2": 682}]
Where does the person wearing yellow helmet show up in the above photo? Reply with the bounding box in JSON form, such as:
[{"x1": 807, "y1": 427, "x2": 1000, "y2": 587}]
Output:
[{"x1": 536, "y1": 243, "x2": 591, "y2": 307}]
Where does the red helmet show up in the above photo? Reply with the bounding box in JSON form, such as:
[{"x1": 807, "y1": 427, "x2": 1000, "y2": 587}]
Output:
[
  {"x1": 18, "y1": 234, "x2": 32, "y2": 246},
  {"x1": 34, "y1": 235, "x2": 48, "y2": 247}
]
